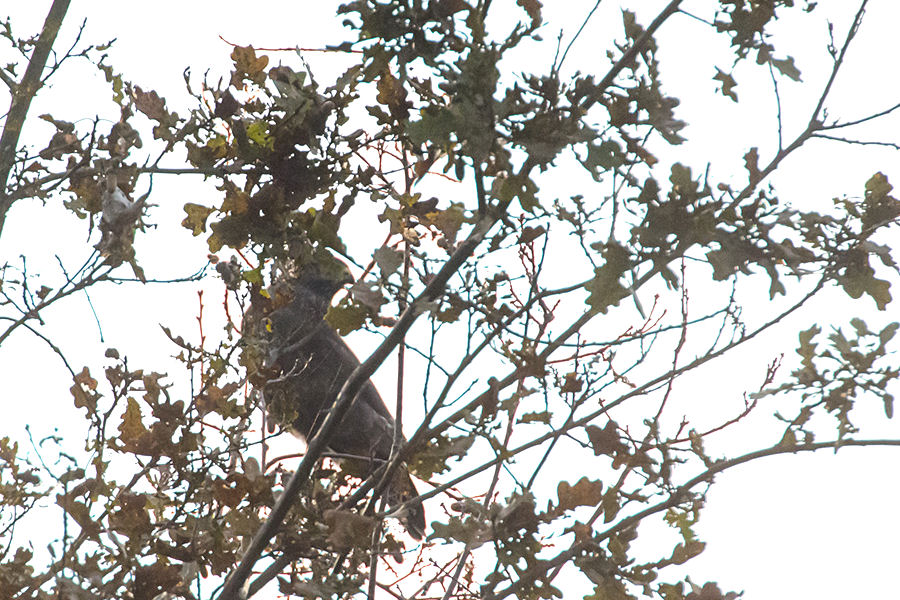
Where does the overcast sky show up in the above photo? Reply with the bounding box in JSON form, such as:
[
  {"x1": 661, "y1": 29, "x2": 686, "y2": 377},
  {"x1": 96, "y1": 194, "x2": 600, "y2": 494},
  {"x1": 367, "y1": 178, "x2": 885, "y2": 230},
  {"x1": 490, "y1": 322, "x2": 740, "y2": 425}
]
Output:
[{"x1": 2, "y1": 2, "x2": 899, "y2": 598}]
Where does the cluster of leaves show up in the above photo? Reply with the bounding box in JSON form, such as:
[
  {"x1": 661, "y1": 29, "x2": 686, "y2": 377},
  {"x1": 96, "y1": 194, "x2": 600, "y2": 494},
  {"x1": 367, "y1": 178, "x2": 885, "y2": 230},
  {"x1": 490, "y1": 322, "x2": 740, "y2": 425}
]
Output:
[
  {"x1": 0, "y1": 437, "x2": 46, "y2": 593},
  {"x1": 1, "y1": 335, "x2": 409, "y2": 598},
  {"x1": 1, "y1": 1, "x2": 899, "y2": 600},
  {"x1": 763, "y1": 318, "x2": 899, "y2": 443}
]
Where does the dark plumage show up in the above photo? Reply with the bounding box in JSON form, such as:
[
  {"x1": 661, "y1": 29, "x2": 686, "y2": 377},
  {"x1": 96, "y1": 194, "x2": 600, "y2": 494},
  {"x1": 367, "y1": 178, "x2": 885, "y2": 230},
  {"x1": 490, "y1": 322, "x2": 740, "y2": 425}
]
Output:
[{"x1": 247, "y1": 263, "x2": 426, "y2": 539}]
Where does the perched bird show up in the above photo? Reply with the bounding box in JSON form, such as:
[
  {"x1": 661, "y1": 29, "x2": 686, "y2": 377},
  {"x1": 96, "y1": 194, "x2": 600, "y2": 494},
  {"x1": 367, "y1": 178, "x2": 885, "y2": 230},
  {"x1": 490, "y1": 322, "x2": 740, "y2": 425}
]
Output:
[{"x1": 245, "y1": 260, "x2": 426, "y2": 539}]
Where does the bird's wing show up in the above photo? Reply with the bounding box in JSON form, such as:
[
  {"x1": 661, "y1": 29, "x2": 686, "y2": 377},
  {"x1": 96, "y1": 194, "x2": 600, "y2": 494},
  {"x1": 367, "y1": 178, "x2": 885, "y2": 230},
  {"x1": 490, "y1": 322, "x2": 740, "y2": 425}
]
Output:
[
  {"x1": 312, "y1": 325, "x2": 398, "y2": 422},
  {"x1": 255, "y1": 273, "x2": 426, "y2": 538},
  {"x1": 269, "y1": 323, "x2": 399, "y2": 460}
]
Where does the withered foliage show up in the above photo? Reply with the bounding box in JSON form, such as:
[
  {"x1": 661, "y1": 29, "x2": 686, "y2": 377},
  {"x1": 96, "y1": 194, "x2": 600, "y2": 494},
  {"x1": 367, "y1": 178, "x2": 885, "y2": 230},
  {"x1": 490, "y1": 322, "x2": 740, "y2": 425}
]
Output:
[{"x1": 1, "y1": 2, "x2": 898, "y2": 600}]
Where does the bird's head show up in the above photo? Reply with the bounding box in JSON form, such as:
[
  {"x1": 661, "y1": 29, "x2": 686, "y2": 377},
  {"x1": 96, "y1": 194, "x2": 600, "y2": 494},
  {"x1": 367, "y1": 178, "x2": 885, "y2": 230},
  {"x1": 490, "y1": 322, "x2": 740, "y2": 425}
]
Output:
[
  {"x1": 256, "y1": 257, "x2": 353, "y2": 371},
  {"x1": 293, "y1": 257, "x2": 354, "y2": 305},
  {"x1": 242, "y1": 255, "x2": 353, "y2": 381}
]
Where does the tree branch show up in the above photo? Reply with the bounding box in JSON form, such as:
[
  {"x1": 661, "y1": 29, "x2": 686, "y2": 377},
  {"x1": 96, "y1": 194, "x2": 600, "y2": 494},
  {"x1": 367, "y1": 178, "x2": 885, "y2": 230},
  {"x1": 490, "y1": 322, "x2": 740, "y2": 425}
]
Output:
[
  {"x1": 810, "y1": 1, "x2": 869, "y2": 124},
  {"x1": 217, "y1": 214, "x2": 499, "y2": 600},
  {"x1": 0, "y1": 0, "x2": 71, "y2": 238},
  {"x1": 486, "y1": 437, "x2": 900, "y2": 600},
  {"x1": 580, "y1": 0, "x2": 683, "y2": 111}
]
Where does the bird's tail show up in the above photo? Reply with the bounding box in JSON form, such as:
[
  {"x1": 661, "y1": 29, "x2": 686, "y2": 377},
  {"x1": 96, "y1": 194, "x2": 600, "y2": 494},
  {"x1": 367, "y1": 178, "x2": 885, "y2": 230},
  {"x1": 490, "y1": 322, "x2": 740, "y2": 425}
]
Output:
[{"x1": 386, "y1": 468, "x2": 426, "y2": 540}]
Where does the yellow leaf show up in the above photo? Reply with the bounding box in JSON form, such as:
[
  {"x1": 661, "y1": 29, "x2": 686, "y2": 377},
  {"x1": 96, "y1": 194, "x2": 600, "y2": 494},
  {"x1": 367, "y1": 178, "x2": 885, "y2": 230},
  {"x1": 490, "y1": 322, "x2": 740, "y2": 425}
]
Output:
[
  {"x1": 118, "y1": 398, "x2": 147, "y2": 443},
  {"x1": 182, "y1": 203, "x2": 213, "y2": 236}
]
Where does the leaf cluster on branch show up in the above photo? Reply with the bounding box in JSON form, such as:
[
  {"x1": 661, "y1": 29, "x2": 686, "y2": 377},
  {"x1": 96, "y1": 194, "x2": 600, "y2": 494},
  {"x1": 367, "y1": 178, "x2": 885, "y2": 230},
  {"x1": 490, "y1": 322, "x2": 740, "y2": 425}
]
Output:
[{"x1": 1, "y1": 1, "x2": 899, "y2": 600}]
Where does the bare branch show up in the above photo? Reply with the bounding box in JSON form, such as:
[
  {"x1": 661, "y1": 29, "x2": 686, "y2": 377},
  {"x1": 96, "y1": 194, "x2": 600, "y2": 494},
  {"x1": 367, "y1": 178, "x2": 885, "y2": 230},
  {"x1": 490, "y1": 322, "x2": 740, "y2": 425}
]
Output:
[
  {"x1": 0, "y1": 0, "x2": 71, "y2": 238},
  {"x1": 810, "y1": 1, "x2": 869, "y2": 124},
  {"x1": 820, "y1": 101, "x2": 900, "y2": 130},
  {"x1": 810, "y1": 132, "x2": 900, "y2": 150}
]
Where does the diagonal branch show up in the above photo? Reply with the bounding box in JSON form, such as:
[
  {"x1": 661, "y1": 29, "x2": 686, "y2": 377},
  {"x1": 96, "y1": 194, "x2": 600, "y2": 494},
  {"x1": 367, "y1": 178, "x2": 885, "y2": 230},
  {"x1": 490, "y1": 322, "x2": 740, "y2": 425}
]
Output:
[
  {"x1": 810, "y1": 0, "x2": 869, "y2": 124},
  {"x1": 580, "y1": 0, "x2": 683, "y2": 111},
  {"x1": 217, "y1": 214, "x2": 499, "y2": 600},
  {"x1": 0, "y1": 0, "x2": 72, "y2": 238},
  {"x1": 486, "y1": 437, "x2": 900, "y2": 600}
]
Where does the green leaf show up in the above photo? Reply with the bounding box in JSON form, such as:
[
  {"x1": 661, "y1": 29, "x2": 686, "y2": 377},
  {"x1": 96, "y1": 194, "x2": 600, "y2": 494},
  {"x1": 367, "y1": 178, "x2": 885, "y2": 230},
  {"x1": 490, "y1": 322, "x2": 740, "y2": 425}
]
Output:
[
  {"x1": 309, "y1": 209, "x2": 347, "y2": 253},
  {"x1": 406, "y1": 107, "x2": 457, "y2": 146},
  {"x1": 427, "y1": 202, "x2": 467, "y2": 247},
  {"x1": 326, "y1": 301, "x2": 369, "y2": 336},
  {"x1": 494, "y1": 173, "x2": 539, "y2": 213},
  {"x1": 245, "y1": 120, "x2": 273, "y2": 149},
  {"x1": 585, "y1": 140, "x2": 626, "y2": 174},
  {"x1": 241, "y1": 265, "x2": 263, "y2": 285},
  {"x1": 838, "y1": 265, "x2": 892, "y2": 310},
  {"x1": 96, "y1": 60, "x2": 125, "y2": 105},
  {"x1": 409, "y1": 432, "x2": 475, "y2": 479},
  {"x1": 182, "y1": 203, "x2": 214, "y2": 236}
]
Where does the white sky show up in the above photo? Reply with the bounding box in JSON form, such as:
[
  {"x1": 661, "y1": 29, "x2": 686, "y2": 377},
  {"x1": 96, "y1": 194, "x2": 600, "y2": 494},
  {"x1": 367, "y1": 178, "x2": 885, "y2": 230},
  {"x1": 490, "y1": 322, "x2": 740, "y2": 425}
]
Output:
[{"x1": 2, "y1": 1, "x2": 899, "y2": 599}]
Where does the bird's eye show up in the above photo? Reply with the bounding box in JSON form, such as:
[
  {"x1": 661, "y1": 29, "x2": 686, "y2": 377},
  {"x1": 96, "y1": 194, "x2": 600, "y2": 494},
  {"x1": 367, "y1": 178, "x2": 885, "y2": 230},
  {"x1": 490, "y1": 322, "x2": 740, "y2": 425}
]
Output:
[{"x1": 263, "y1": 317, "x2": 274, "y2": 334}]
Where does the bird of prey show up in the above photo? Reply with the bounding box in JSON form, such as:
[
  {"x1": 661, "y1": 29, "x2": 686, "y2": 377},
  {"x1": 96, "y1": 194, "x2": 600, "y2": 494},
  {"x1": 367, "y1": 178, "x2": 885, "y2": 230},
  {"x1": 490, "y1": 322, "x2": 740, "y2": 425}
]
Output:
[{"x1": 244, "y1": 260, "x2": 426, "y2": 539}]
